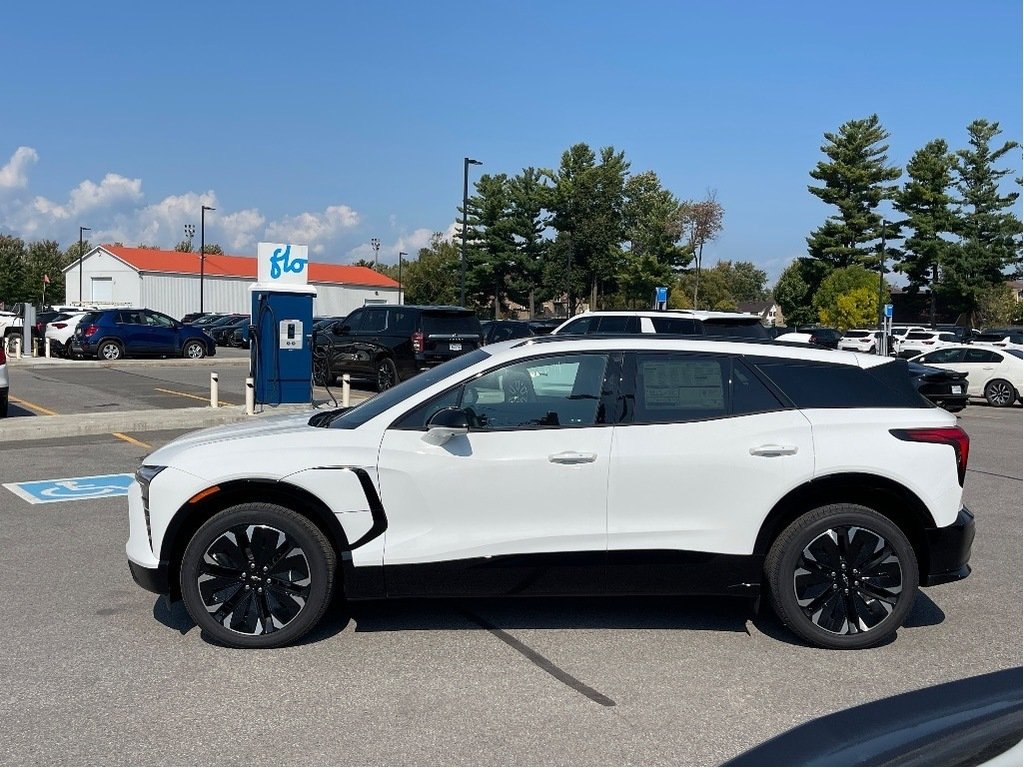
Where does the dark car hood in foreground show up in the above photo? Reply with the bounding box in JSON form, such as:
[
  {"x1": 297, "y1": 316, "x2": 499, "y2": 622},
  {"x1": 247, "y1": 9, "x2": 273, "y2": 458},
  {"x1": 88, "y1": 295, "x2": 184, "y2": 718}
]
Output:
[{"x1": 724, "y1": 667, "x2": 1022, "y2": 767}]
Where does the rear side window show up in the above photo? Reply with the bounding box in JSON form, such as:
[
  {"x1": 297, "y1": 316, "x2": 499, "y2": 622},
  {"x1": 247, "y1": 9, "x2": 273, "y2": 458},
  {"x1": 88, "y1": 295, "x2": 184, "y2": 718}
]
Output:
[
  {"x1": 388, "y1": 309, "x2": 415, "y2": 333},
  {"x1": 629, "y1": 353, "x2": 784, "y2": 424},
  {"x1": 964, "y1": 348, "x2": 1000, "y2": 363},
  {"x1": 422, "y1": 312, "x2": 480, "y2": 335},
  {"x1": 702, "y1": 319, "x2": 769, "y2": 339},
  {"x1": 650, "y1": 316, "x2": 700, "y2": 334},
  {"x1": 751, "y1": 358, "x2": 927, "y2": 409}
]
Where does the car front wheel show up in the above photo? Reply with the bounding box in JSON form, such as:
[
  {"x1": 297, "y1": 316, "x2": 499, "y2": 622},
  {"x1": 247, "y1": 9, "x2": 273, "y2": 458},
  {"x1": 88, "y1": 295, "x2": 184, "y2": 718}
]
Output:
[
  {"x1": 765, "y1": 504, "x2": 918, "y2": 650},
  {"x1": 984, "y1": 379, "x2": 1016, "y2": 407},
  {"x1": 180, "y1": 503, "x2": 337, "y2": 648},
  {"x1": 183, "y1": 340, "x2": 206, "y2": 359}
]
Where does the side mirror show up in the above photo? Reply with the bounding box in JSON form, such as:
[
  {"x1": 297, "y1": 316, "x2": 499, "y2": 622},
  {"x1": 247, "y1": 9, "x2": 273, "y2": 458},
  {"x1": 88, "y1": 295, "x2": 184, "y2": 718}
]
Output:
[{"x1": 422, "y1": 407, "x2": 470, "y2": 446}]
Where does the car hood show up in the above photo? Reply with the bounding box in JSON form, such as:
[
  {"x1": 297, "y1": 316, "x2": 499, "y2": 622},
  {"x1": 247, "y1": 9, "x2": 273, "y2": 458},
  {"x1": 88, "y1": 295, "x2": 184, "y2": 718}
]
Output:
[{"x1": 145, "y1": 411, "x2": 319, "y2": 466}]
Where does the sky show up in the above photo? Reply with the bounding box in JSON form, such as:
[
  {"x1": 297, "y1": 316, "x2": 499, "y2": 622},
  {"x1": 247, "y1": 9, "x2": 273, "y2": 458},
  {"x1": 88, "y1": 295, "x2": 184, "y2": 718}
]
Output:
[{"x1": 1, "y1": 1, "x2": 1021, "y2": 283}]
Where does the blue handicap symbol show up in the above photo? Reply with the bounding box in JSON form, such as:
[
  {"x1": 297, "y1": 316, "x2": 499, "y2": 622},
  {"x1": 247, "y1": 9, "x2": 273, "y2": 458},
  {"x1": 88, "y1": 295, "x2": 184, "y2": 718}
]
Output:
[{"x1": 4, "y1": 473, "x2": 135, "y2": 505}]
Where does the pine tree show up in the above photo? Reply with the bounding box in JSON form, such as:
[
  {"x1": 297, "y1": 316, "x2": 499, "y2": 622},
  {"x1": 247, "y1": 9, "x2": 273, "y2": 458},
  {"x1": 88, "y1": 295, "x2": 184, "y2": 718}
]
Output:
[
  {"x1": 806, "y1": 115, "x2": 902, "y2": 270},
  {"x1": 892, "y1": 139, "x2": 955, "y2": 295},
  {"x1": 942, "y1": 119, "x2": 1022, "y2": 319}
]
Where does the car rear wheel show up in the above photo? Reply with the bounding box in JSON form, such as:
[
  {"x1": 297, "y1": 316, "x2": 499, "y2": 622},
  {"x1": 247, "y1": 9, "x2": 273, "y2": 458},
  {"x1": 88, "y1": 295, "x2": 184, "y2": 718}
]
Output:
[
  {"x1": 312, "y1": 356, "x2": 331, "y2": 387},
  {"x1": 765, "y1": 504, "x2": 919, "y2": 650},
  {"x1": 180, "y1": 503, "x2": 337, "y2": 649},
  {"x1": 984, "y1": 379, "x2": 1015, "y2": 407},
  {"x1": 376, "y1": 357, "x2": 399, "y2": 392},
  {"x1": 183, "y1": 340, "x2": 206, "y2": 359},
  {"x1": 98, "y1": 340, "x2": 123, "y2": 360},
  {"x1": 0, "y1": 390, "x2": 8, "y2": 418}
]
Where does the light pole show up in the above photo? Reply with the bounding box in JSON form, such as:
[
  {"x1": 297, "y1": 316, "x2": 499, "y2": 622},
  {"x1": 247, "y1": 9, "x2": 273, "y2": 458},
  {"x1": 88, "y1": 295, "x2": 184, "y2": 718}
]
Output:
[
  {"x1": 461, "y1": 157, "x2": 482, "y2": 307},
  {"x1": 200, "y1": 205, "x2": 215, "y2": 313},
  {"x1": 877, "y1": 219, "x2": 888, "y2": 354},
  {"x1": 398, "y1": 252, "x2": 407, "y2": 304},
  {"x1": 78, "y1": 226, "x2": 90, "y2": 304},
  {"x1": 370, "y1": 237, "x2": 381, "y2": 269}
]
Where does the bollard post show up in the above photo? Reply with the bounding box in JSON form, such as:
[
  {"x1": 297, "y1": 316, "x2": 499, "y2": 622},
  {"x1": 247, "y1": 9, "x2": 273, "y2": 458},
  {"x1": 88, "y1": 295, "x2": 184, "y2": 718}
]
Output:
[
  {"x1": 13, "y1": 337, "x2": 21, "y2": 359},
  {"x1": 342, "y1": 373, "x2": 351, "y2": 408},
  {"x1": 245, "y1": 377, "x2": 255, "y2": 415},
  {"x1": 210, "y1": 372, "x2": 220, "y2": 408},
  {"x1": 45, "y1": 337, "x2": 51, "y2": 358}
]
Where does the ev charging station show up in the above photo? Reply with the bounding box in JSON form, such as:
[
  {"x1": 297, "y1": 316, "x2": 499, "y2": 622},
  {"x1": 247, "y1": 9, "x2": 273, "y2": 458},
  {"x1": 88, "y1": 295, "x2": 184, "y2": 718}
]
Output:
[{"x1": 250, "y1": 242, "x2": 316, "y2": 405}]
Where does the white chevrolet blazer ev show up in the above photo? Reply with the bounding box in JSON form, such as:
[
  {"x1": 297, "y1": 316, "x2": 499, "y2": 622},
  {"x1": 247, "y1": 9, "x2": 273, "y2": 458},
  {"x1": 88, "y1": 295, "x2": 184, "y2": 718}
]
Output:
[{"x1": 127, "y1": 336, "x2": 974, "y2": 650}]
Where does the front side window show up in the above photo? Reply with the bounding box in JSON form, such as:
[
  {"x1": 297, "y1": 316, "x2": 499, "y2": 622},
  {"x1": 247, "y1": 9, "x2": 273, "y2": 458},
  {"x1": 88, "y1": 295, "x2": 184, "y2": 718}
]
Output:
[
  {"x1": 393, "y1": 353, "x2": 614, "y2": 431},
  {"x1": 918, "y1": 348, "x2": 965, "y2": 364},
  {"x1": 145, "y1": 311, "x2": 176, "y2": 328}
]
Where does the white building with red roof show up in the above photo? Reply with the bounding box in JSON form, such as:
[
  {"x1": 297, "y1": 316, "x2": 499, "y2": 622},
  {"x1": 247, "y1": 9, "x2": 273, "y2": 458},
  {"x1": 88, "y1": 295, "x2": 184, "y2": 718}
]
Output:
[{"x1": 63, "y1": 245, "x2": 400, "y2": 320}]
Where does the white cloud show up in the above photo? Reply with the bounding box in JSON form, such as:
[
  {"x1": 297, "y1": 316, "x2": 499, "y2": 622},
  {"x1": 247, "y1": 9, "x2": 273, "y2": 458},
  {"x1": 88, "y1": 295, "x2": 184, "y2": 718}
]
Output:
[
  {"x1": 0, "y1": 146, "x2": 38, "y2": 189},
  {"x1": 265, "y1": 205, "x2": 360, "y2": 254},
  {"x1": 219, "y1": 208, "x2": 266, "y2": 251},
  {"x1": 31, "y1": 173, "x2": 144, "y2": 221}
]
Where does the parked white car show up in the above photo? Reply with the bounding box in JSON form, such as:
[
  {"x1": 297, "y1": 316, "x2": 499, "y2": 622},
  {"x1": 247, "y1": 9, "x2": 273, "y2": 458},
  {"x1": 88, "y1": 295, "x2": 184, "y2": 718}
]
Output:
[
  {"x1": 837, "y1": 329, "x2": 883, "y2": 354},
  {"x1": 911, "y1": 345, "x2": 1023, "y2": 407},
  {"x1": 44, "y1": 312, "x2": 88, "y2": 357},
  {"x1": 127, "y1": 336, "x2": 975, "y2": 651},
  {"x1": 895, "y1": 330, "x2": 960, "y2": 359},
  {"x1": 552, "y1": 310, "x2": 768, "y2": 339}
]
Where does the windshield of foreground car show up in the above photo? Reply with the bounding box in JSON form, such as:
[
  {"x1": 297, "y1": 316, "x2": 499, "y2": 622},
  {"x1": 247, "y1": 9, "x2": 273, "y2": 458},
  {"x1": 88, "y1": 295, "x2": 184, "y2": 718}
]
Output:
[{"x1": 319, "y1": 348, "x2": 489, "y2": 429}]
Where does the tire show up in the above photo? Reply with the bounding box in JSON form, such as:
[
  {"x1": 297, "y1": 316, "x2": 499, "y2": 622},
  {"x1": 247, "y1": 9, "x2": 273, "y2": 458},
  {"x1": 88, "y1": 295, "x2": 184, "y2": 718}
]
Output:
[
  {"x1": 375, "y1": 357, "x2": 399, "y2": 392},
  {"x1": 180, "y1": 503, "x2": 337, "y2": 649},
  {"x1": 0, "y1": 391, "x2": 8, "y2": 418},
  {"x1": 98, "y1": 339, "x2": 123, "y2": 361},
  {"x1": 183, "y1": 340, "x2": 206, "y2": 359},
  {"x1": 765, "y1": 504, "x2": 919, "y2": 650},
  {"x1": 984, "y1": 379, "x2": 1016, "y2": 407}
]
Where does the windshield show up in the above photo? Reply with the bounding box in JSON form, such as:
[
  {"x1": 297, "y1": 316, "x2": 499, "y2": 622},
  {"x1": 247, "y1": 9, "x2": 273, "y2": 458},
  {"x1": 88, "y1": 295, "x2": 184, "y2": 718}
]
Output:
[
  {"x1": 844, "y1": 330, "x2": 871, "y2": 338},
  {"x1": 322, "y1": 348, "x2": 489, "y2": 429},
  {"x1": 422, "y1": 312, "x2": 480, "y2": 335}
]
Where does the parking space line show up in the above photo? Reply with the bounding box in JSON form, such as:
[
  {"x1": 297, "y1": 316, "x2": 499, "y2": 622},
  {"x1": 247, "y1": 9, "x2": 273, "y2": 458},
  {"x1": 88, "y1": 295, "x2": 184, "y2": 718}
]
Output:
[
  {"x1": 8, "y1": 395, "x2": 59, "y2": 417},
  {"x1": 154, "y1": 387, "x2": 234, "y2": 406},
  {"x1": 111, "y1": 433, "x2": 153, "y2": 450}
]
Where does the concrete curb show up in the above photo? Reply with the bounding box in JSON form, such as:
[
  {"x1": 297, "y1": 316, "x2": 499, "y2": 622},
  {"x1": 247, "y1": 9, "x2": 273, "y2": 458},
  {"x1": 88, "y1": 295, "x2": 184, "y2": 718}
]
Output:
[
  {"x1": 0, "y1": 397, "x2": 368, "y2": 443},
  {"x1": 5, "y1": 356, "x2": 250, "y2": 370}
]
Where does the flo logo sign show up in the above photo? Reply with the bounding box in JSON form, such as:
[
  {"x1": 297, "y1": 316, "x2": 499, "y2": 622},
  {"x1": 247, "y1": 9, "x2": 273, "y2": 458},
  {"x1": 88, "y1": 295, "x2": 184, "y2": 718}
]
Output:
[{"x1": 257, "y1": 242, "x2": 309, "y2": 286}]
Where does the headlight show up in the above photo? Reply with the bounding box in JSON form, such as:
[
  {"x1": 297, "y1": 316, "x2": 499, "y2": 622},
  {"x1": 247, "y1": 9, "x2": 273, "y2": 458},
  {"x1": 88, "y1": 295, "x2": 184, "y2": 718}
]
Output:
[{"x1": 136, "y1": 465, "x2": 166, "y2": 549}]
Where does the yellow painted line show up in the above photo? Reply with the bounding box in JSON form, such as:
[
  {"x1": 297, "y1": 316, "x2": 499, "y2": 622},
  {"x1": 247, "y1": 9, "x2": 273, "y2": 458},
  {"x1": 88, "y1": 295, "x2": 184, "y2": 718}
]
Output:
[
  {"x1": 8, "y1": 395, "x2": 59, "y2": 417},
  {"x1": 154, "y1": 387, "x2": 234, "y2": 406},
  {"x1": 111, "y1": 432, "x2": 153, "y2": 450}
]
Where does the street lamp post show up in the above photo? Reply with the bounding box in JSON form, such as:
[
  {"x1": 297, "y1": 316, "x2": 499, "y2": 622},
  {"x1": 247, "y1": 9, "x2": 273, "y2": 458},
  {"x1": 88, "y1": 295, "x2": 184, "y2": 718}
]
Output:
[
  {"x1": 398, "y1": 252, "x2": 407, "y2": 304},
  {"x1": 78, "y1": 226, "x2": 91, "y2": 304},
  {"x1": 461, "y1": 157, "x2": 483, "y2": 307},
  {"x1": 200, "y1": 205, "x2": 215, "y2": 313},
  {"x1": 370, "y1": 238, "x2": 381, "y2": 269},
  {"x1": 878, "y1": 219, "x2": 887, "y2": 354}
]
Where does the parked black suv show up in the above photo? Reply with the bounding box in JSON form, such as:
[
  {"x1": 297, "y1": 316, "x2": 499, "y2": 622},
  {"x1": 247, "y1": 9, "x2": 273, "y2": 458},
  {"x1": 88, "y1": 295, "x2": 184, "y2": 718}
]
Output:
[{"x1": 312, "y1": 305, "x2": 483, "y2": 391}]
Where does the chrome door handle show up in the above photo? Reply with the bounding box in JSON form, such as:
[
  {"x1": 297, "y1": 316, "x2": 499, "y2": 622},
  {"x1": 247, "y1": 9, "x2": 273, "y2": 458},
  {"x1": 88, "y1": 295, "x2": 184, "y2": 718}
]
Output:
[
  {"x1": 548, "y1": 451, "x2": 598, "y2": 465},
  {"x1": 750, "y1": 444, "x2": 798, "y2": 457}
]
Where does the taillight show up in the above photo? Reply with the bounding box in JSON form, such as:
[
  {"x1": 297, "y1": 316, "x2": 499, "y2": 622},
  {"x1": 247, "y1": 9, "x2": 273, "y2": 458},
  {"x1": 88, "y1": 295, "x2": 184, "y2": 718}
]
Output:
[
  {"x1": 890, "y1": 427, "x2": 970, "y2": 487},
  {"x1": 411, "y1": 330, "x2": 424, "y2": 353},
  {"x1": 83, "y1": 324, "x2": 98, "y2": 336},
  {"x1": 0, "y1": 347, "x2": 6, "y2": 365},
  {"x1": 54, "y1": 323, "x2": 68, "y2": 329}
]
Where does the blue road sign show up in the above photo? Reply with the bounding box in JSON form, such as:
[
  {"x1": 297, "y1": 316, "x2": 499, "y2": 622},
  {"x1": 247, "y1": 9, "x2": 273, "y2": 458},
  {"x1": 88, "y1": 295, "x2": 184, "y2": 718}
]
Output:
[
  {"x1": 655, "y1": 286, "x2": 668, "y2": 303},
  {"x1": 3, "y1": 473, "x2": 134, "y2": 505},
  {"x1": 884, "y1": 303, "x2": 893, "y2": 318}
]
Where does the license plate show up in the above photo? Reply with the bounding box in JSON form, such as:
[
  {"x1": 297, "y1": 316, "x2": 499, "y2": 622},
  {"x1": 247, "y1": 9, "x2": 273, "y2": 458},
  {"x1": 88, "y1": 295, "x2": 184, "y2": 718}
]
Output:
[
  {"x1": 952, "y1": 385, "x2": 963, "y2": 394},
  {"x1": 449, "y1": 342, "x2": 462, "y2": 351}
]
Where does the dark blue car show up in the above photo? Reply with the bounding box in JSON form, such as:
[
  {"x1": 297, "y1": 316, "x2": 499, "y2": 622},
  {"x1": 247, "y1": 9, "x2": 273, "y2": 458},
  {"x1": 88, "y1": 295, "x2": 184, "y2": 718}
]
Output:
[{"x1": 71, "y1": 308, "x2": 217, "y2": 360}]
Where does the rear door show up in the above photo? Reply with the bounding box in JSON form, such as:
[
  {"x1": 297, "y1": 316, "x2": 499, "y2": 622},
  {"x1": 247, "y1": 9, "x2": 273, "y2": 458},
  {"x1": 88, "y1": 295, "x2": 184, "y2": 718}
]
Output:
[
  {"x1": 114, "y1": 310, "x2": 147, "y2": 353},
  {"x1": 606, "y1": 352, "x2": 814, "y2": 570}
]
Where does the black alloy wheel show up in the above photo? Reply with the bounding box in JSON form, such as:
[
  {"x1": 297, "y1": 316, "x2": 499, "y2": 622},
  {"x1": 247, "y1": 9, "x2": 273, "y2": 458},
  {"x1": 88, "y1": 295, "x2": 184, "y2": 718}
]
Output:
[
  {"x1": 312, "y1": 355, "x2": 330, "y2": 387},
  {"x1": 180, "y1": 504, "x2": 336, "y2": 648},
  {"x1": 984, "y1": 379, "x2": 1015, "y2": 407},
  {"x1": 503, "y1": 372, "x2": 534, "y2": 403},
  {"x1": 376, "y1": 357, "x2": 398, "y2": 392},
  {"x1": 766, "y1": 504, "x2": 918, "y2": 650}
]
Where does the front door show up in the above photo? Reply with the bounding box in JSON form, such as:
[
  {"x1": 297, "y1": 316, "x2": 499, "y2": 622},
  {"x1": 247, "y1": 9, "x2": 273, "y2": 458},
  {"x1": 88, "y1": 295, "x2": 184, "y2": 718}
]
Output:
[{"x1": 376, "y1": 351, "x2": 619, "y2": 596}]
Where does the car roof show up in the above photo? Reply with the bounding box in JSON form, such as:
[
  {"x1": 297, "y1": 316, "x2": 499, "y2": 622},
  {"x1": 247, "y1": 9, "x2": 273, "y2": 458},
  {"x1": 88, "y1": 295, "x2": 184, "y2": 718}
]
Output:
[
  {"x1": 564, "y1": 309, "x2": 762, "y2": 321},
  {"x1": 489, "y1": 334, "x2": 885, "y2": 368}
]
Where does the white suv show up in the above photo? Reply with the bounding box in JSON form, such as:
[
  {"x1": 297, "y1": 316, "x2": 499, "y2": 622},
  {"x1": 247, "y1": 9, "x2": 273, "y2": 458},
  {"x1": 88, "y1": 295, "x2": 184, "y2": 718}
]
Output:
[
  {"x1": 127, "y1": 336, "x2": 975, "y2": 650},
  {"x1": 552, "y1": 310, "x2": 768, "y2": 339},
  {"x1": 837, "y1": 329, "x2": 883, "y2": 354},
  {"x1": 895, "y1": 330, "x2": 959, "y2": 359}
]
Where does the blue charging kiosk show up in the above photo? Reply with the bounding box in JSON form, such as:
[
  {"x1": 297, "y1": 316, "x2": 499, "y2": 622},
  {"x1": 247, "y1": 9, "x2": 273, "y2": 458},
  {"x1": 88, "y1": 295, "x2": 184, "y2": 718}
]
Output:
[{"x1": 250, "y1": 242, "x2": 316, "y2": 405}]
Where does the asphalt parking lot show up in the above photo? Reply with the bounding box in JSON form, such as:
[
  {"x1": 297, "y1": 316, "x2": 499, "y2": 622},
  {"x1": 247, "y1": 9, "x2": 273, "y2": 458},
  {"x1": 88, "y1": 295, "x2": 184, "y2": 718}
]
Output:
[{"x1": 0, "y1": 372, "x2": 1020, "y2": 764}]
